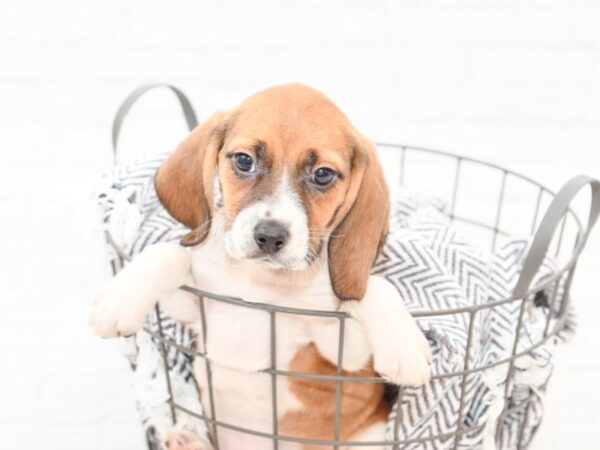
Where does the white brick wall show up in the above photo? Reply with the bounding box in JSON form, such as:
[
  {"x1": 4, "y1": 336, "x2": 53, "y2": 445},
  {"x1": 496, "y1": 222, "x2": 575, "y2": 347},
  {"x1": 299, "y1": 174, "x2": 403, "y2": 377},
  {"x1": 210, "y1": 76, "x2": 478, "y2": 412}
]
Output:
[{"x1": 1, "y1": 1, "x2": 598, "y2": 449}]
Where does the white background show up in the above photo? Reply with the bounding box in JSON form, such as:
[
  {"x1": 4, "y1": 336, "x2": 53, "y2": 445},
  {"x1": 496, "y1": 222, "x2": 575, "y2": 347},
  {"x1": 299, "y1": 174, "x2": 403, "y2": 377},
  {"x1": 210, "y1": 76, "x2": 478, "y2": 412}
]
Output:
[{"x1": 1, "y1": 1, "x2": 599, "y2": 449}]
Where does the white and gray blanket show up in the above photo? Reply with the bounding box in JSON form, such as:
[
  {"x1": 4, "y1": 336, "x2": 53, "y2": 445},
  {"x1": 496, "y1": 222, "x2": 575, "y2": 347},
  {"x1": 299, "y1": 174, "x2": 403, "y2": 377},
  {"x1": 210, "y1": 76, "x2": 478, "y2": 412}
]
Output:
[{"x1": 97, "y1": 152, "x2": 574, "y2": 450}]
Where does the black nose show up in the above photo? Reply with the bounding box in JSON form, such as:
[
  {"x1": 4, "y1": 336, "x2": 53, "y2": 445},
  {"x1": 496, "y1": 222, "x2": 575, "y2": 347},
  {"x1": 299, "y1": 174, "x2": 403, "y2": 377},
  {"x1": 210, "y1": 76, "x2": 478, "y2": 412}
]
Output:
[{"x1": 254, "y1": 220, "x2": 289, "y2": 254}]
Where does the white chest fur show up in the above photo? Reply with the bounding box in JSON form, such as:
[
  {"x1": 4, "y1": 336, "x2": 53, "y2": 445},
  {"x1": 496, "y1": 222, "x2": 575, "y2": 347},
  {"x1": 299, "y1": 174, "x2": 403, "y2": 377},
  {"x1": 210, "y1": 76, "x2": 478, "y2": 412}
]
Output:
[{"x1": 181, "y1": 239, "x2": 342, "y2": 450}]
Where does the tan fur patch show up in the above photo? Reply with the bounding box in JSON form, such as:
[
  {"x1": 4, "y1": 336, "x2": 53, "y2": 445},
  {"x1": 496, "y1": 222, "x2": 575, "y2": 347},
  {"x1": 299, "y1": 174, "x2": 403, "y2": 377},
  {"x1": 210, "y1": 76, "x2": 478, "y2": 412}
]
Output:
[
  {"x1": 279, "y1": 344, "x2": 390, "y2": 446},
  {"x1": 155, "y1": 111, "x2": 231, "y2": 238}
]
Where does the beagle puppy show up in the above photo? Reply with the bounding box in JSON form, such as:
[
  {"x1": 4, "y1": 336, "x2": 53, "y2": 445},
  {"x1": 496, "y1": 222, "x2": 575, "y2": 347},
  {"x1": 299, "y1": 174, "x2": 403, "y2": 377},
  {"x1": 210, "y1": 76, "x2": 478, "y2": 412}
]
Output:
[{"x1": 90, "y1": 84, "x2": 432, "y2": 450}]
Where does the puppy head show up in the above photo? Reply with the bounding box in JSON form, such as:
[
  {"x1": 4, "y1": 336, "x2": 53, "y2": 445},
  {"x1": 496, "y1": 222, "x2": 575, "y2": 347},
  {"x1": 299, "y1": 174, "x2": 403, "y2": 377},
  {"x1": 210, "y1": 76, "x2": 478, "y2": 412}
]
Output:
[{"x1": 155, "y1": 84, "x2": 389, "y2": 300}]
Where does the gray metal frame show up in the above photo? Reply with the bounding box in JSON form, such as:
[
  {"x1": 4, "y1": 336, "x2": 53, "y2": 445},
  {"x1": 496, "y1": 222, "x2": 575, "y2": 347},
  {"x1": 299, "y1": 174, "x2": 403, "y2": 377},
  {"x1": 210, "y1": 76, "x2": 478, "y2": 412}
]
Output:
[{"x1": 108, "y1": 85, "x2": 600, "y2": 450}]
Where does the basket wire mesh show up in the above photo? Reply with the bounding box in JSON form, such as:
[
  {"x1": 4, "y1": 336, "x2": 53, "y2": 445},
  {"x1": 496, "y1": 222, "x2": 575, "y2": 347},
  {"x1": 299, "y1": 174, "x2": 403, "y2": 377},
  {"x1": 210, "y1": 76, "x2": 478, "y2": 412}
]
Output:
[{"x1": 107, "y1": 85, "x2": 600, "y2": 450}]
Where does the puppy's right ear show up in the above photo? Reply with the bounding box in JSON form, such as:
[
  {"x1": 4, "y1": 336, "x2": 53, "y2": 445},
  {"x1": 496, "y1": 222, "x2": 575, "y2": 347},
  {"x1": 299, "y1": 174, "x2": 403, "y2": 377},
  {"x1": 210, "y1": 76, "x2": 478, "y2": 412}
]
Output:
[{"x1": 155, "y1": 111, "x2": 229, "y2": 246}]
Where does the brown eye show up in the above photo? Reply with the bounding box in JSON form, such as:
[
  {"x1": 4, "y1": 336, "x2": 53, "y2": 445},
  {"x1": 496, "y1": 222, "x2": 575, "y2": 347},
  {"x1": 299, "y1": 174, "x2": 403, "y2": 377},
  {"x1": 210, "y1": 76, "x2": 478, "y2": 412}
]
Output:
[
  {"x1": 312, "y1": 167, "x2": 336, "y2": 186},
  {"x1": 234, "y1": 152, "x2": 255, "y2": 173}
]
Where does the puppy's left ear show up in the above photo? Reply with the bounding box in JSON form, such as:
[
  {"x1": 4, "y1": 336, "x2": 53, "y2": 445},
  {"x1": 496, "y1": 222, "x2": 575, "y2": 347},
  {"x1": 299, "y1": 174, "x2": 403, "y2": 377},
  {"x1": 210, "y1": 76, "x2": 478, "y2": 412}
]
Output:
[
  {"x1": 155, "y1": 111, "x2": 230, "y2": 246},
  {"x1": 328, "y1": 137, "x2": 390, "y2": 300}
]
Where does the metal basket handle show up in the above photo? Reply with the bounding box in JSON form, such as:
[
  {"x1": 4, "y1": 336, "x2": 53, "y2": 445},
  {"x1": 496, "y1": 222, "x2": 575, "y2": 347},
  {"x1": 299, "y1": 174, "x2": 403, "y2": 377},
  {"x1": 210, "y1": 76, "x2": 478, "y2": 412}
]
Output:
[
  {"x1": 106, "y1": 84, "x2": 198, "y2": 265},
  {"x1": 111, "y1": 83, "x2": 199, "y2": 164},
  {"x1": 513, "y1": 175, "x2": 600, "y2": 298}
]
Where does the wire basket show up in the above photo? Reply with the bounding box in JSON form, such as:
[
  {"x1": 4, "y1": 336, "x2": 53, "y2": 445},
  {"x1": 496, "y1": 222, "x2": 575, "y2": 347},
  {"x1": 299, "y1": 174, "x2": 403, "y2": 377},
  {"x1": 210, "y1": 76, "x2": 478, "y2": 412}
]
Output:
[{"x1": 105, "y1": 85, "x2": 600, "y2": 450}]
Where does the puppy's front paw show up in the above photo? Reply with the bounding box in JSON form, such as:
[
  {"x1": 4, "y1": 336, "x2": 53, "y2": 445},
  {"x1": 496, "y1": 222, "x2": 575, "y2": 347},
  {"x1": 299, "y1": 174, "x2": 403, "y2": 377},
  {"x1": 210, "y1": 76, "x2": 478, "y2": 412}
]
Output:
[
  {"x1": 89, "y1": 283, "x2": 148, "y2": 338},
  {"x1": 374, "y1": 321, "x2": 432, "y2": 387},
  {"x1": 162, "y1": 430, "x2": 213, "y2": 450}
]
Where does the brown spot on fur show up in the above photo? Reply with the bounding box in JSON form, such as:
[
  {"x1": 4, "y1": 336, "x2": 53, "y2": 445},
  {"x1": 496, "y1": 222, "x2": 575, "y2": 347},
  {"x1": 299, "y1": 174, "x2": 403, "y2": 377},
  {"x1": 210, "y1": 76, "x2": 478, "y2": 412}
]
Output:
[
  {"x1": 279, "y1": 344, "x2": 390, "y2": 446},
  {"x1": 304, "y1": 150, "x2": 317, "y2": 169},
  {"x1": 180, "y1": 223, "x2": 211, "y2": 247},
  {"x1": 327, "y1": 137, "x2": 389, "y2": 300},
  {"x1": 155, "y1": 111, "x2": 230, "y2": 235}
]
